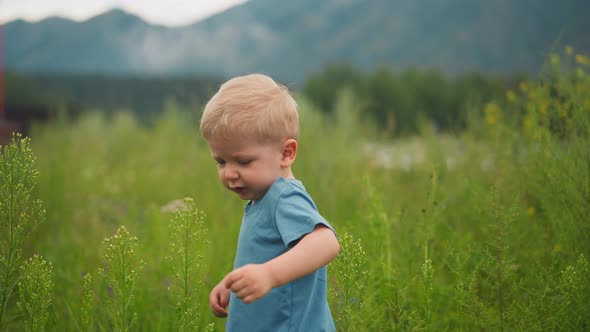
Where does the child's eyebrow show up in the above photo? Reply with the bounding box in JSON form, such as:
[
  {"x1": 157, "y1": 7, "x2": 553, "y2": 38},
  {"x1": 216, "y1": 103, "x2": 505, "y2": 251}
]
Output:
[{"x1": 231, "y1": 152, "x2": 256, "y2": 159}]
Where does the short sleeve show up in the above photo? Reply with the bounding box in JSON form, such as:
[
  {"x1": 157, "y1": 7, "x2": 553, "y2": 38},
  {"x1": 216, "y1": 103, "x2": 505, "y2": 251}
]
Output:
[{"x1": 274, "y1": 189, "x2": 335, "y2": 249}]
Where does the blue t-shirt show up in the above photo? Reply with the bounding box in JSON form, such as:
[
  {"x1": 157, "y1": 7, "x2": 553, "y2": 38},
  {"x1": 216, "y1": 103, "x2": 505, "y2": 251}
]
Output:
[{"x1": 226, "y1": 177, "x2": 336, "y2": 332}]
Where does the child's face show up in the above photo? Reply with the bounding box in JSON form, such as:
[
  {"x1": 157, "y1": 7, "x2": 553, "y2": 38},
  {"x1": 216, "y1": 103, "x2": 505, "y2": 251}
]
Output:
[{"x1": 207, "y1": 136, "x2": 290, "y2": 201}]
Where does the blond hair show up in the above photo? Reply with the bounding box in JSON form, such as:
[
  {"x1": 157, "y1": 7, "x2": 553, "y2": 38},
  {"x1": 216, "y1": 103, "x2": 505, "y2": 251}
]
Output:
[{"x1": 200, "y1": 74, "x2": 299, "y2": 144}]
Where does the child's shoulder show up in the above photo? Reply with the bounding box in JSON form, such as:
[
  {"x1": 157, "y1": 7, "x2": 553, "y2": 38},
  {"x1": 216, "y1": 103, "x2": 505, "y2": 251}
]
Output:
[
  {"x1": 268, "y1": 177, "x2": 306, "y2": 198},
  {"x1": 263, "y1": 177, "x2": 320, "y2": 213}
]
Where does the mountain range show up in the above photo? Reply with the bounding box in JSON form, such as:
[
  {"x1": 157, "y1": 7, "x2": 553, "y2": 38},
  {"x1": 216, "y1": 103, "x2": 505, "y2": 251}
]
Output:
[{"x1": 4, "y1": 0, "x2": 590, "y2": 82}]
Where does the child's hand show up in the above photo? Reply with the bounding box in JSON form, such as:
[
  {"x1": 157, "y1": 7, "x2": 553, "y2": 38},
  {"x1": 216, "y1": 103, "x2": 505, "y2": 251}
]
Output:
[
  {"x1": 225, "y1": 264, "x2": 275, "y2": 304},
  {"x1": 209, "y1": 280, "x2": 230, "y2": 317}
]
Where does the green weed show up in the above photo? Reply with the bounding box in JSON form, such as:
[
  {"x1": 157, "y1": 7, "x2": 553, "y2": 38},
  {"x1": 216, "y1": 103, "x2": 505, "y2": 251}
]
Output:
[
  {"x1": 17, "y1": 254, "x2": 53, "y2": 332},
  {"x1": 0, "y1": 134, "x2": 47, "y2": 331}
]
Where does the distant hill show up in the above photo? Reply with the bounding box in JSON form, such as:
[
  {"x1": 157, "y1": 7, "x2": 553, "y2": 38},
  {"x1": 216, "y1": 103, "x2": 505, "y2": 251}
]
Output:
[{"x1": 4, "y1": 0, "x2": 590, "y2": 82}]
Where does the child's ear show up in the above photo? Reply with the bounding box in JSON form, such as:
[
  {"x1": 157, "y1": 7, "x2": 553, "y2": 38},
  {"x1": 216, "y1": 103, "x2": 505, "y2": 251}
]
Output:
[{"x1": 281, "y1": 139, "x2": 297, "y2": 167}]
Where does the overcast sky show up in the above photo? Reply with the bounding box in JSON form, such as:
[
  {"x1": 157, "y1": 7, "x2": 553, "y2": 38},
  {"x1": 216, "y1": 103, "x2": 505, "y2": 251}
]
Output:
[{"x1": 0, "y1": 0, "x2": 248, "y2": 26}]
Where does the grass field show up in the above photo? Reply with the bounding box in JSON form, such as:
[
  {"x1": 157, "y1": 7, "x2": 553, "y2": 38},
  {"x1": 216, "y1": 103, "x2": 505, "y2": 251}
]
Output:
[{"x1": 1, "y1": 52, "x2": 590, "y2": 331}]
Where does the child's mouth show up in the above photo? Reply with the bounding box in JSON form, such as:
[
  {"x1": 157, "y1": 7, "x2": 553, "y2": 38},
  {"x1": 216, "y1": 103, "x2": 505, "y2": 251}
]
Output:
[{"x1": 231, "y1": 187, "x2": 246, "y2": 194}]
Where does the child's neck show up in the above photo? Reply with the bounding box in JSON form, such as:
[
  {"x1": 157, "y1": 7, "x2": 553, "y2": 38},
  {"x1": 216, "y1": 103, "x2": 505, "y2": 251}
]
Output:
[
  {"x1": 282, "y1": 168, "x2": 295, "y2": 180},
  {"x1": 250, "y1": 170, "x2": 295, "y2": 205}
]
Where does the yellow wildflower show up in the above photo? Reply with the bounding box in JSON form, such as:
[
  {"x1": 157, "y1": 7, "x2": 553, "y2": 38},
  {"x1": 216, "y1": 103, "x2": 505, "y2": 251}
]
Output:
[
  {"x1": 519, "y1": 81, "x2": 528, "y2": 92},
  {"x1": 527, "y1": 206, "x2": 536, "y2": 216},
  {"x1": 486, "y1": 114, "x2": 496, "y2": 125},
  {"x1": 484, "y1": 102, "x2": 500, "y2": 125},
  {"x1": 539, "y1": 100, "x2": 548, "y2": 114},
  {"x1": 565, "y1": 45, "x2": 574, "y2": 55},
  {"x1": 550, "y1": 54, "x2": 560, "y2": 66},
  {"x1": 576, "y1": 54, "x2": 590, "y2": 66}
]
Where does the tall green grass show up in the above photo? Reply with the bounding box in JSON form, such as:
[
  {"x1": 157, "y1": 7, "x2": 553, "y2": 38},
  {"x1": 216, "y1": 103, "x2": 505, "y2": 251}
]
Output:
[{"x1": 1, "y1": 50, "x2": 589, "y2": 331}]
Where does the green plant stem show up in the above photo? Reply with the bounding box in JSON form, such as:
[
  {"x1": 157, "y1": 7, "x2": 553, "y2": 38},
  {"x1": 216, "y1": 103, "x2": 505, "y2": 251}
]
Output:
[
  {"x1": 184, "y1": 217, "x2": 189, "y2": 299},
  {"x1": 0, "y1": 163, "x2": 16, "y2": 331},
  {"x1": 497, "y1": 219, "x2": 505, "y2": 332}
]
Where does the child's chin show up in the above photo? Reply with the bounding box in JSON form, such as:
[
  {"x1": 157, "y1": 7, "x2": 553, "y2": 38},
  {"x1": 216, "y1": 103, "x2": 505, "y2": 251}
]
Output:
[
  {"x1": 236, "y1": 192, "x2": 253, "y2": 200},
  {"x1": 239, "y1": 192, "x2": 262, "y2": 201}
]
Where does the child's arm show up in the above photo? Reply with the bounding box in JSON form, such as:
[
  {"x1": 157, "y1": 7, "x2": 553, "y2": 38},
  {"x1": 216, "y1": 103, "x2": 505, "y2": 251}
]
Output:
[{"x1": 224, "y1": 225, "x2": 339, "y2": 304}]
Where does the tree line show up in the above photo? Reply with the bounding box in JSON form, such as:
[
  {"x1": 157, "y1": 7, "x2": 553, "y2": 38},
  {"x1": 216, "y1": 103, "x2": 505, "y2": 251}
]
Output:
[
  {"x1": 5, "y1": 66, "x2": 524, "y2": 135},
  {"x1": 302, "y1": 63, "x2": 524, "y2": 136}
]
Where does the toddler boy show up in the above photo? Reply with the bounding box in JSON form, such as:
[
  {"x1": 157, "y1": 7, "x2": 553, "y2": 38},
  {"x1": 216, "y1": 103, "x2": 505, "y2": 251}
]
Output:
[{"x1": 200, "y1": 74, "x2": 340, "y2": 331}]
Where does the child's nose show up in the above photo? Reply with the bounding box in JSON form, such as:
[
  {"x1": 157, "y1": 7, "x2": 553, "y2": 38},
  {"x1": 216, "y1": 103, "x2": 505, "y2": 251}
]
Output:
[{"x1": 223, "y1": 165, "x2": 239, "y2": 180}]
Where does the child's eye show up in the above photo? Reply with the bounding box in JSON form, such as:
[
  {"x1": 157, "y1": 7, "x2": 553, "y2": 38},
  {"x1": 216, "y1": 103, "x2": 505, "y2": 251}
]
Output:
[
  {"x1": 237, "y1": 160, "x2": 252, "y2": 166},
  {"x1": 215, "y1": 159, "x2": 226, "y2": 166}
]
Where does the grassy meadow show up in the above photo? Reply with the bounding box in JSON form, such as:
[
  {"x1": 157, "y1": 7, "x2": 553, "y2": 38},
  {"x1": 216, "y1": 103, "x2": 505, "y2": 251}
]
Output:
[{"x1": 2, "y1": 52, "x2": 590, "y2": 331}]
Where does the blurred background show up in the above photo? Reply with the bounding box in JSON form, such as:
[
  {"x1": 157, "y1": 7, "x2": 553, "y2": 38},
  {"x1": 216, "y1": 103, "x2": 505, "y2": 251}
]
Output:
[
  {"x1": 2, "y1": 0, "x2": 589, "y2": 133},
  {"x1": 1, "y1": 1, "x2": 590, "y2": 331}
]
